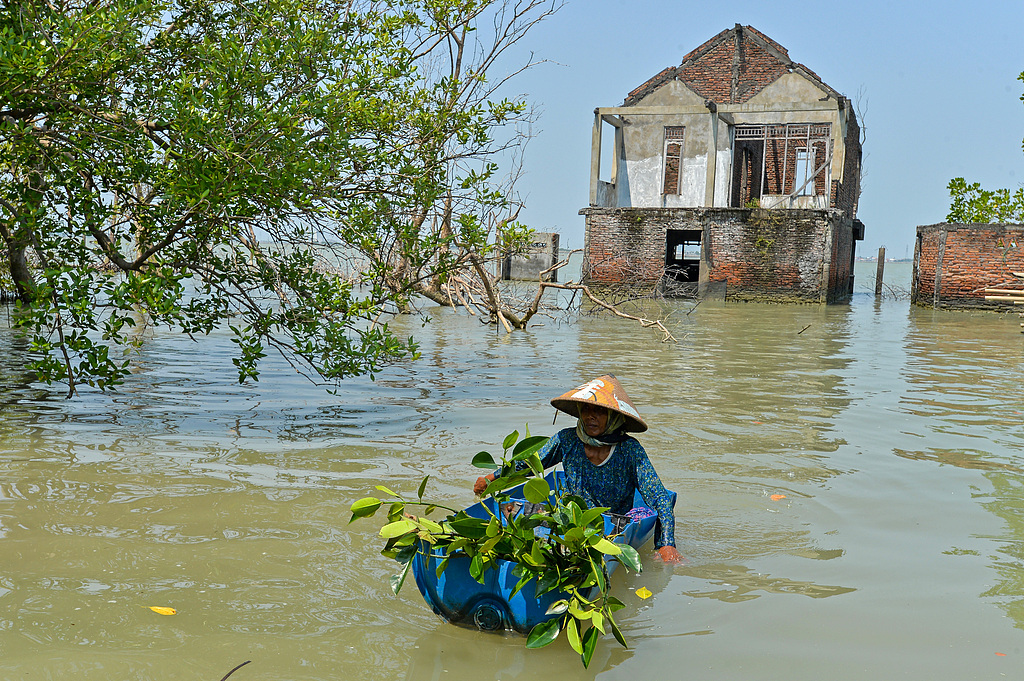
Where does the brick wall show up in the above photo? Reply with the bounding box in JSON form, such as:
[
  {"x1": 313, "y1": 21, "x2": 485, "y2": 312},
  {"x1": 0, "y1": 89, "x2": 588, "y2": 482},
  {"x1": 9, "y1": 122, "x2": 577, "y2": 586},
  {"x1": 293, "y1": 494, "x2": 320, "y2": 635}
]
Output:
[
  {"x1": 912, "y1": 223, "x2": 1024, "y2": 309},
  {"x1": 581, "y1": 207, "x2": 856, "y2": 303},
  {"x1": 626, "y1": 26, "x2": 803, "y2": 107},
  {"x1": 582, "y1": 209, "x2": 668, "y2": 291},
  {"x1": 831, "y1": 111, "x2": 861, "y2": 216}
]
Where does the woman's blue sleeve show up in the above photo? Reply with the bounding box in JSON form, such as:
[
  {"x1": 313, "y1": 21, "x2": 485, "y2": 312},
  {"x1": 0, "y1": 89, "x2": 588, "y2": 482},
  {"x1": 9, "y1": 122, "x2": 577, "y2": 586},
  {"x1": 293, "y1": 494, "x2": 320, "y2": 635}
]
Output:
[
  {"x1": 633, "y1": 446, "x2": 676, "y2": 549},
  {"x1": 537, "y1": 430, "x2": 567, "y2": 469}
]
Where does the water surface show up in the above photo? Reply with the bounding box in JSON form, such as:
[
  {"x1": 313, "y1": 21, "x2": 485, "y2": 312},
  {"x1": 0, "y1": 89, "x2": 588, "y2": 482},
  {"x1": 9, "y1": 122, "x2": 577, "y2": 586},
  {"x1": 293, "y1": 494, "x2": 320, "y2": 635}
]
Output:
[{"x1": 2, "y1": 263, "x2": 1024, "y2": 680}]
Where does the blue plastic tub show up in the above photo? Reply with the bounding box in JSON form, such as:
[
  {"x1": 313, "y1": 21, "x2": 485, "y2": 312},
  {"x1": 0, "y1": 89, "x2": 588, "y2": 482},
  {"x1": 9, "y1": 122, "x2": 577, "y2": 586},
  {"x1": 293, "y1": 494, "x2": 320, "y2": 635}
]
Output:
[{"x1": 410, "y1": 470, "x2": 676, "y2": 633}]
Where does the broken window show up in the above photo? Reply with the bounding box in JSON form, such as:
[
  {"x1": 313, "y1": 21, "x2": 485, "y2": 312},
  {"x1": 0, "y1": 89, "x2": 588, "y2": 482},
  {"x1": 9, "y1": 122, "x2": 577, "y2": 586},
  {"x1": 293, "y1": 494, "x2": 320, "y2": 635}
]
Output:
[
  {"x1": 662, "y1": 126, "x2": 685, "y2": 194},
  {"x1": 794, "y1": 148, "x2": 813, "y2": 195},
  {"x1": 730, "y1": 124, "x2": 831, "y2": 206}
]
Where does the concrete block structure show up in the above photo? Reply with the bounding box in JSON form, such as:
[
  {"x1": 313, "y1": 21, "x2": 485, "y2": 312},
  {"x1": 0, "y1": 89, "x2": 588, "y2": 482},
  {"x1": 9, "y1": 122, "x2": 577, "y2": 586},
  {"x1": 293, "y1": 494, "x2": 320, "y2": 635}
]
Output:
[
  {"x1": 503, "y1": 232, "x2": 560, "y2": 282},
  {"x1": 912, "y1": 223, "x2": 1024, "y2": 309},
  {"x1": 582, "y1": 24, "x2": 864, "y2": 302}
]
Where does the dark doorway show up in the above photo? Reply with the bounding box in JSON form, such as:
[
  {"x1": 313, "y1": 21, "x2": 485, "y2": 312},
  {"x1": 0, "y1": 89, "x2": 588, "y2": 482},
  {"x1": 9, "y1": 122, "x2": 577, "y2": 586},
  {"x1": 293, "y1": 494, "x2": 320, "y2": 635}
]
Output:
[
  {"x1": 731, "y1": 138, "x2": 763, "y2": 207},
  {"x1": 665, "y1": 229, "x2": 701, "y2": 282}
]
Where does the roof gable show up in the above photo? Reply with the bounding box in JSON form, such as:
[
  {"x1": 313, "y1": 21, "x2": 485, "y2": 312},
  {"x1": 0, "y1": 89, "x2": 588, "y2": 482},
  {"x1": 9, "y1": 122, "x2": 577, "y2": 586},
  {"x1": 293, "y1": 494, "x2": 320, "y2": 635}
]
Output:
[{"x1": 624, "y1": 24, "x2": 840, "y2": 106}]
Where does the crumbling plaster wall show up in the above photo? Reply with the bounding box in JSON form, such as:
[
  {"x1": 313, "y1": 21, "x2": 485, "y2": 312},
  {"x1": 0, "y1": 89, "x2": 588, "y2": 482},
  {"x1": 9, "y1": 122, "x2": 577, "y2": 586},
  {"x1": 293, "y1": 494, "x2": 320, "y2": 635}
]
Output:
[
  {"x1": 618, "y1": 72, "x2": 847, "y2": 211},
  {"x1": 621, "y1": 82, "x2": 714, "y2": 207}
]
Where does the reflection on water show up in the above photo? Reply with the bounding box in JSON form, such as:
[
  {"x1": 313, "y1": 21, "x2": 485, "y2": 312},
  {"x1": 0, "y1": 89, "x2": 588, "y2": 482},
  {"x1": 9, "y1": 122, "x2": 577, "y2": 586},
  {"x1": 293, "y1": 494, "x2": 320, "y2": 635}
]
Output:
[
  {"x1": 682, "y1": 563, "x2": 855, "y2": 602},
  {"x1": 2, "y1": 263, "x2": 1024, "y2": 679}
]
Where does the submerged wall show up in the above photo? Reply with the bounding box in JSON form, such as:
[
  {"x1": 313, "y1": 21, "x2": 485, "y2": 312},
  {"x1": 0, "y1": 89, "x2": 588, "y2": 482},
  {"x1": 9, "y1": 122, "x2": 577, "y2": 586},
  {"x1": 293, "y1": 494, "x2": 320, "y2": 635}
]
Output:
[
  {"x1": 581, "y1": 206, "x2": 857, "y2": 303},
  {"x1": 912, "y1": 223, "x2": 1024, "y2": 309}
]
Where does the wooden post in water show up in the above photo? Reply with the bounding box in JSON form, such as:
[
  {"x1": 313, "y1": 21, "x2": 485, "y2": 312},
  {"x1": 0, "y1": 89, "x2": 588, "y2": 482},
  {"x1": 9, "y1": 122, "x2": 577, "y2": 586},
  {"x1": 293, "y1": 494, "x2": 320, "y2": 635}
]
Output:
[{"x1": 874, "y1": 247, "x2": 885, "y2": 296}]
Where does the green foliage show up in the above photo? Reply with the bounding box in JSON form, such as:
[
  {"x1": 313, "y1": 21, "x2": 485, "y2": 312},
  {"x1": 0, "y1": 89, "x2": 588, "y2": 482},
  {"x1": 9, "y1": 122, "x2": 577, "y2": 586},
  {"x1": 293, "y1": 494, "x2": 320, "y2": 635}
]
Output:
[
  {"x1": 945, "y1": 72, "x2": 1024, "y2": 225},
  {"x1": 350, "y1": 428, "x2": 643, "y2": 669},
  {"x1": 0, "y1": 0, "x2": 556, "y2": 395},
  {"x1": 946, "y1": 178, "x2": 1024, "y2": 224}
]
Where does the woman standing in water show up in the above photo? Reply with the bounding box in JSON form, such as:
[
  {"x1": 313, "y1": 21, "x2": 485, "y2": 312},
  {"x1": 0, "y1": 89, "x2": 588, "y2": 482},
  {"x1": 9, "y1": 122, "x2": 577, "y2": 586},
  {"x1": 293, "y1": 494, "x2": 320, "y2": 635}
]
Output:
[{"x1": 475, "y1": 374, "x2": 683, "y2": 563}]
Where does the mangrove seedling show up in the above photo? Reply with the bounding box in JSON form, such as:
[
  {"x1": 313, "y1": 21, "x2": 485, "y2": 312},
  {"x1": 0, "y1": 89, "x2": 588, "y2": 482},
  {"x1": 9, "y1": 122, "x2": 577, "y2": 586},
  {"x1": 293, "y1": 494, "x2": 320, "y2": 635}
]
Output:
[{"x1": 349, "y1": 428, "x2": 643, "y2": 668}]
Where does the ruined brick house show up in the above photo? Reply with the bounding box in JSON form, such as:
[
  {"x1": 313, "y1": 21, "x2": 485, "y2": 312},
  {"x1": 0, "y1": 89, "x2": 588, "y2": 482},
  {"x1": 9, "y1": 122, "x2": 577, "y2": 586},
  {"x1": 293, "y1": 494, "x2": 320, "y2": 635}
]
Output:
[{"x1": 581, "y1": 24, "x2": 865, "y2": 302}]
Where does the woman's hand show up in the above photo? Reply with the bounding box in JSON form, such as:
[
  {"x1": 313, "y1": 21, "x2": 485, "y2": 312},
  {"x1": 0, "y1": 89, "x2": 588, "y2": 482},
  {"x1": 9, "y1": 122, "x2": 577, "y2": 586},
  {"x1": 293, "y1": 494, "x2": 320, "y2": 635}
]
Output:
[
  {"x1": 655, "y1": 545, "x2": 686, "y2": 564},
  {"x1": 473, "y1": 474, "x2": 493, "y2": 495}
]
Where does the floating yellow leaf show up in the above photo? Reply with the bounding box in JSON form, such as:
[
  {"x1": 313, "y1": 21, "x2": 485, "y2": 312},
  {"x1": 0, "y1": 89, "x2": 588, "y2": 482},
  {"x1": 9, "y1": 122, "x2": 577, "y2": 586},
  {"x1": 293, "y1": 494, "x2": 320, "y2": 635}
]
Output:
[
  {"x1": 770, "y1": 494, "x2": 787, "y2": 501},
  {"x1": 635, "y1": 587, "x2": 652, "y2": 600},
  {"x1": 149, "y1": 606, "x2": 177, "y2": 616}
]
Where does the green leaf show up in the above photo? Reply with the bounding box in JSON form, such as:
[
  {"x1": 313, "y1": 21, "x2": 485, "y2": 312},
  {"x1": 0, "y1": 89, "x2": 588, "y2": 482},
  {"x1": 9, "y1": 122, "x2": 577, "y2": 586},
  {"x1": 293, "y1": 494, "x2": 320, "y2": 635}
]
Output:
[
  {"x1": 416, "y1": 475, "x2": 429, "y2": 501},
  {"x1": 590, "y1": 559, "x2": 606, "y2": 593},
  {"x1": 545, "y1": 599, "x2": 569, "y2": 616},
  {"x1": 609, "y1": 612, "x2": 628, "y2": 649},
  {"x1": 472, "y1": 451, "x2": 496, "y2": 468},
  {"x1": 349, "y1": 497, "x2": 382, "y2": 523},
  {"x1": 469, "y1": 553, "x2": 486, "y2": 582},
  {"x1": 581, "y1": 625, "x2": 599, "y2": 668},
  {"x1": 510, "y1": 571, "x2": 533, "y2": 598},
  {"x1": 389, "y1": 559, "x2": 412, "y2": 596},
  {"x1": 447, "y1": 517, "x2": 490, "y2": 539},
  {"x1": 375, "y1": 485, "x2": 400, "y2": 498},
  {"x1": 566, "y1": 617, "x2": 583, "y2": 654},
  {"x1": 526, "y1": 618, "x2": 561, "y2": 648},
  {"x1": 592, "y1": 610, "x2": 605, "y2": 634},
  {"x1": 568, "y1": 599, "x2": 594, "y2": 620},
  {"x1": 592, "y1": 537, "x2": 622, "y2": 555},
  {"x1": 484, "y1": 473, "x2": 526, "y2": 496},
  {"x1": 395, "y1": 544, "x2": 418, "y2": 564},
  {"x1": 579, "y1": 507, "x2": 607, "y2": 527},
  {"x1": 387, "y1": 502, "x2": 406, "y2": 522},
  {"x1": 379, "y1": 519, "x2": 417, "y2": 538},
  {"x1": 502, "y1": 430, "x2": 519, "y2": 451},
  {"x1": 523, "y1": 478, "x2": 551, "y2": 504},
  {"x1": 480, "y1": 535, "x2": 501, "y2": 554},
  {"x1": 511, "y1": 435, "x2": 549, "y2": 459},
  {"x1": 534, "y1": 568, "x2": 560, "y2": 598},
  {"x1": 617, "y1": 545, "x2": 642, "y2": 573}
]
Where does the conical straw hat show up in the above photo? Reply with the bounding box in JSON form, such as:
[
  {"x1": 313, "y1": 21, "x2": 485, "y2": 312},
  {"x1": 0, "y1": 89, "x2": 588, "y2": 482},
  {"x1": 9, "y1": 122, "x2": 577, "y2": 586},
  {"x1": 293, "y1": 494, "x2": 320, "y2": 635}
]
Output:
[{"x1": 550, "y1": 374, "x2": 648, "y2": 433}]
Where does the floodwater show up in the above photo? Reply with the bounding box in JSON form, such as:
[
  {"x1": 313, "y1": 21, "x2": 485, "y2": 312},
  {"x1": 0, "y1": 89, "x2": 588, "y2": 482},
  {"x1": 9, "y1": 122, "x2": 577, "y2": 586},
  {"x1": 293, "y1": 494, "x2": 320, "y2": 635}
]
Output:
[{"x1": 1, "y1": 262, "x2": 1024, "y2": 681}]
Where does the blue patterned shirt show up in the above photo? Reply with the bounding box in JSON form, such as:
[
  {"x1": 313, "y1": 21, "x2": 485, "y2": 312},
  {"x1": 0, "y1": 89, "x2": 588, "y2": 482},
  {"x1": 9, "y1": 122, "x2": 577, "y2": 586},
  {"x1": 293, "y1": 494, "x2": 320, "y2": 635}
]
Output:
[{"x1": 534, "y1": 428, "x2": 676, "y2": 549}]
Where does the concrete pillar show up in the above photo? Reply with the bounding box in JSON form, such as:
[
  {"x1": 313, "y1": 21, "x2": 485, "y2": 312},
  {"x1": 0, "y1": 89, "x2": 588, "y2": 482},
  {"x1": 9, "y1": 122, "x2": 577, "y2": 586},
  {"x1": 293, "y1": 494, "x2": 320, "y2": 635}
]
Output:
[
  {"x1": 705, "y1": 104, "x2": 718, "y2": 207},
  {"x1": 590, "y1": 110, "x2": 602, "y2": 206}
]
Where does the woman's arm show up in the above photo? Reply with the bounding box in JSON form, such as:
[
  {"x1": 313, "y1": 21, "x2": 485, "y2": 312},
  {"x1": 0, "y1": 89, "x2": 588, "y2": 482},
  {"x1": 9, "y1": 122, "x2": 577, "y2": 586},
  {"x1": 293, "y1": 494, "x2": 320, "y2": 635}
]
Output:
[{"x1": 632, "y1": 444, "x2": 685, "y2": 563}]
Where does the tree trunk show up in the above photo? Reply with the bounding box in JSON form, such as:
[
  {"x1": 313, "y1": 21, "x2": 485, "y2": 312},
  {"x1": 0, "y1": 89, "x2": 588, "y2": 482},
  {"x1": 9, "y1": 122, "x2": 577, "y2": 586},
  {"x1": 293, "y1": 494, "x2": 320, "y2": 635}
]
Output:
[{"x1": 6, "y1": 239, "x2": 35, "y2": 303}]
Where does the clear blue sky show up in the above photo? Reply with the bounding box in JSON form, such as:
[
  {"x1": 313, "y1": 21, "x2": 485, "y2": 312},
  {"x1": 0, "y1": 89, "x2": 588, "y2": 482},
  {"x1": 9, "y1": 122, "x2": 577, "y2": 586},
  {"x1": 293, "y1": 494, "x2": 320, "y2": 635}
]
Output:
[{"x1": 504, "y1": 0, "x2": 1024, "y2": 261}]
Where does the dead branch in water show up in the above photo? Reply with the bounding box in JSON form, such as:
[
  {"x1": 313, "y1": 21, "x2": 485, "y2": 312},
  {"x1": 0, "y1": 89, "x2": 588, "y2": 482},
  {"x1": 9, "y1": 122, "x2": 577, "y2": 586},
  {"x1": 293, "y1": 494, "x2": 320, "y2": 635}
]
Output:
[
  {"x1": 430, "y1": 248, "x2": 679, "y2": 342},
  {"x1": 218, "y1": 661, "x2": 251, "y2": 681}
]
